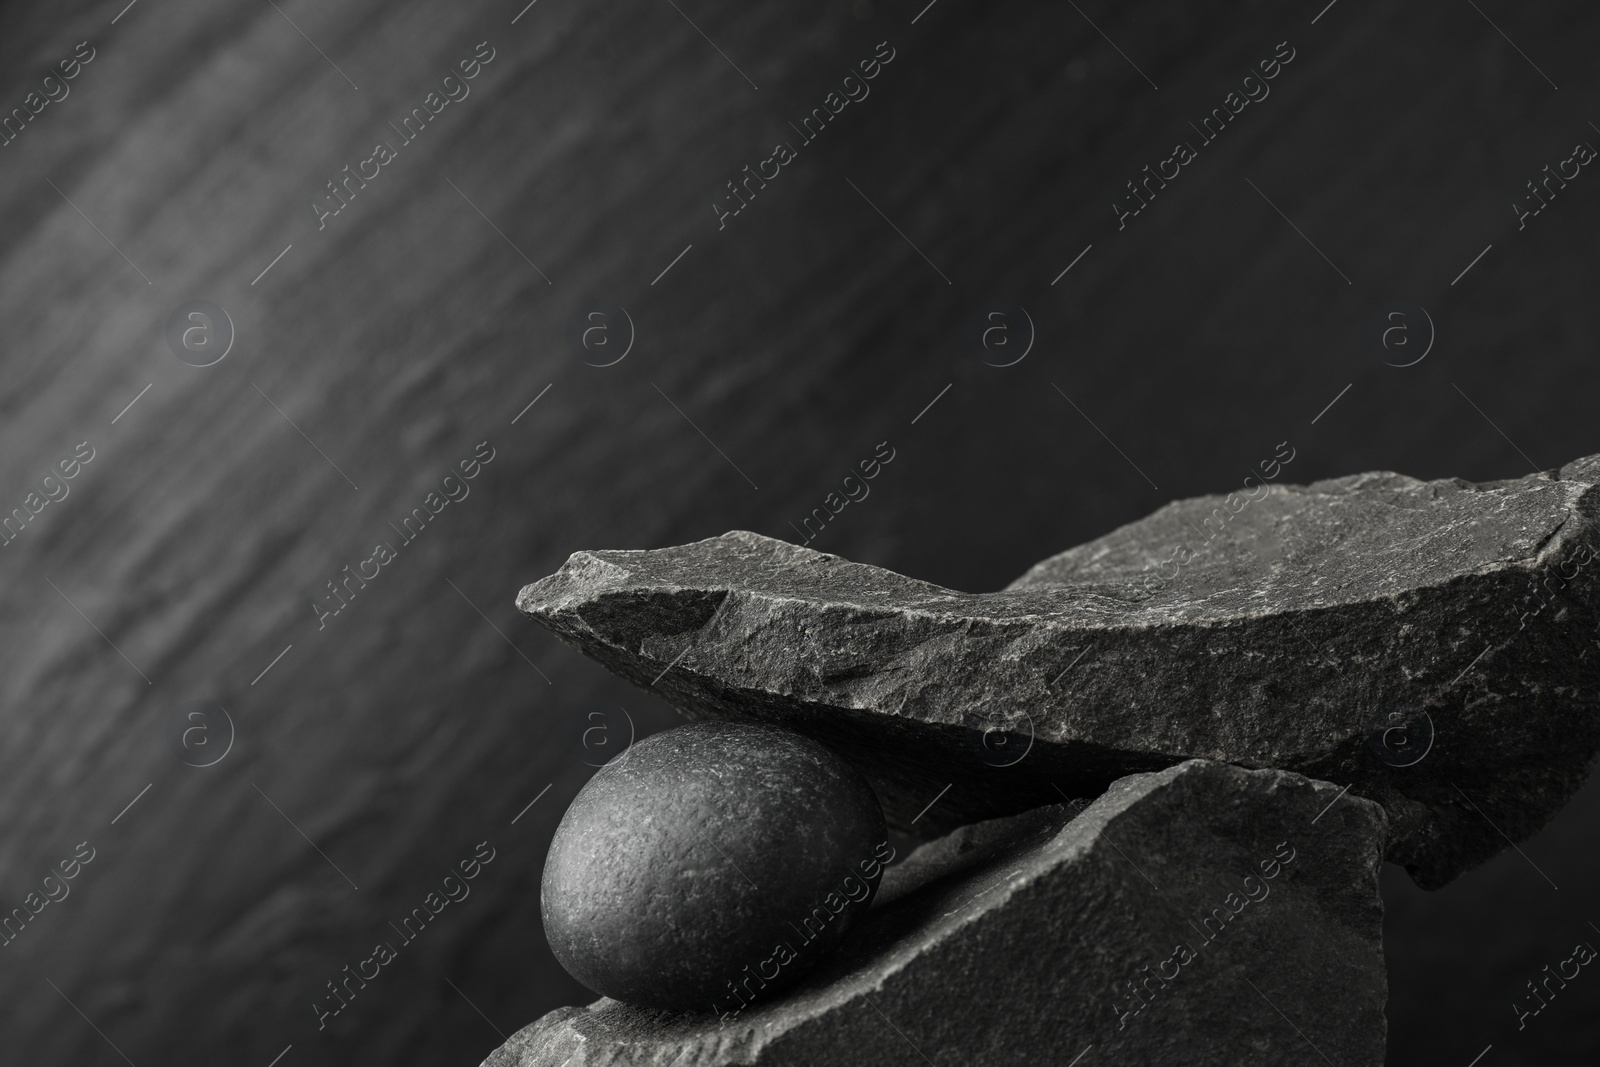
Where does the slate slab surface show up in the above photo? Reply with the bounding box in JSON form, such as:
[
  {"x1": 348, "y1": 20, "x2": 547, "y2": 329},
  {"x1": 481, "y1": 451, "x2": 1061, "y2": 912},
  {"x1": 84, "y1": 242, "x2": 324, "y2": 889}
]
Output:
[{"x1": 518, "y1": 457, "x2": 1600, "y2": 889}]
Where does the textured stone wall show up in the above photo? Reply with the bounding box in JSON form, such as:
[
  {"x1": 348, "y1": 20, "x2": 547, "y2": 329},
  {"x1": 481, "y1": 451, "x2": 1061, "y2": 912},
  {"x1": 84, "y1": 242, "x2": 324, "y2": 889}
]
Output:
[{"x1": 0, "y1": 1, "x2": 1596, "y2": 1064}]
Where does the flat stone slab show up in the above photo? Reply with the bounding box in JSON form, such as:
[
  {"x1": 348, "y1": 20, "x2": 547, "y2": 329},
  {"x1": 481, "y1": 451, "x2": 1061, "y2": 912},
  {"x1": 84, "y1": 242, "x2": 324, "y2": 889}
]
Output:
[
  {"x1": 480, "y1": 760, "x2": 1388, "y2": 1067},
  {"x1": 517, "y1": 456, "x2": 1600, "y2": 888}
]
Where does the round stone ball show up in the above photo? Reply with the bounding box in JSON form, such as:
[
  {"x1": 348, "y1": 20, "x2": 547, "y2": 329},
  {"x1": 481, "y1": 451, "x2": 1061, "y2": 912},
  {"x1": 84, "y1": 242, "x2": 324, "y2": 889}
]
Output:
[{"x1": 541, "y1": 720, "x2": 889, "y2": 1013}]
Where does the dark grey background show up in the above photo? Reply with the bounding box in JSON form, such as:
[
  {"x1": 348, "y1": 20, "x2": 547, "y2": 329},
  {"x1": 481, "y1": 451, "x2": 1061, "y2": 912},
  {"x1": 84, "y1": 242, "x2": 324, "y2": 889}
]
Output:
[{"x1": 0, "y1": 0, "x2": 1594, "y2": 1064}]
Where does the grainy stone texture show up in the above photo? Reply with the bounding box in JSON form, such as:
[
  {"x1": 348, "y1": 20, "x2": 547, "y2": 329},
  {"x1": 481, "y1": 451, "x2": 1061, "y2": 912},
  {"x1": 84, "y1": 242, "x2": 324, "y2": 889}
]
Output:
[
  {"x1": 6, "y1": 0, "x2": 1600, "y2": 1061},
  {"x1": 543, "y1": 722, "x2": 888, "y2": 1010},
  {"x1": 518, "y1": 457, "x2": 1600, "y2": 889},
  {"x1": 483, "y1": 759, "x2": 1388, "y2": 1067}
]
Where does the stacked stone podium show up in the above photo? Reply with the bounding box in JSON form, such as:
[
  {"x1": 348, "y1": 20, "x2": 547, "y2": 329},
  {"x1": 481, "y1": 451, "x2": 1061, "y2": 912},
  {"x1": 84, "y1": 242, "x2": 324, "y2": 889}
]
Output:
[{"x1": 484, "y1": 457, "x2": 1600, "y2": 1065}]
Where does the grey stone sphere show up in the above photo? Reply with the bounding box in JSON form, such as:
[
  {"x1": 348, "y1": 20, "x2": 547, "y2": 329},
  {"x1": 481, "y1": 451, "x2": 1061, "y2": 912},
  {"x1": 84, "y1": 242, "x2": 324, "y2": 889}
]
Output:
[{"x1": 541, "y1": 721, "x2": 890, "y2": 1013}]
